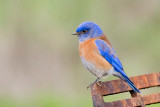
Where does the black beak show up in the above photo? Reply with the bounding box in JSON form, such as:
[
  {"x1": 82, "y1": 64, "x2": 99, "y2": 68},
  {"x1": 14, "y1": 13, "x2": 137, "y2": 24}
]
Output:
[{"x1": 72, "y1": 32, "x2": 79, "y2": 35}]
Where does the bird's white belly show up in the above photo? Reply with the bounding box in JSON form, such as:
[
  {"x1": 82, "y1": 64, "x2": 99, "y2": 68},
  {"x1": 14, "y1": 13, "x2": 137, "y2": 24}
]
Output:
[{"x1": 81, "y1": 57, "x2": 114, "y2": 77}]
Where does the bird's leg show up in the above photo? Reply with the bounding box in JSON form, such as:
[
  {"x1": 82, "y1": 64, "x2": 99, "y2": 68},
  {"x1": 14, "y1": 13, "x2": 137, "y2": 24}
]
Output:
[
  {"x1": 87, "y1": 77, "x2": 101, "y2": 89},
  {"x1": 96, "y1": 81, "x2": 102, "y2": 87}
]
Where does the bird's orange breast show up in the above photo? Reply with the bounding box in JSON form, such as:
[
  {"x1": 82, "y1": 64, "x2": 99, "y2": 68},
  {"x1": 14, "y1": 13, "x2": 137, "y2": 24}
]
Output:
[{"x1": 79, "y1": 36, "x2": 113, "y2": 71}]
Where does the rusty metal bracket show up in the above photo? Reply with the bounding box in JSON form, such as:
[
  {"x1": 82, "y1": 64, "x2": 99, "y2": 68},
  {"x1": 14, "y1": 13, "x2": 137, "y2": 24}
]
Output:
[{"x1": 91, "y1": 72, "x2": 160, "y2": 107}]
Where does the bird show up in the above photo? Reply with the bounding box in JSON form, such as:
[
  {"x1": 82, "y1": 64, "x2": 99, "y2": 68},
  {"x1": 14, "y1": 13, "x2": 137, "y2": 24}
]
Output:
[{"x1": 72, "y1": 21, "x2": 140, "y2": 93}]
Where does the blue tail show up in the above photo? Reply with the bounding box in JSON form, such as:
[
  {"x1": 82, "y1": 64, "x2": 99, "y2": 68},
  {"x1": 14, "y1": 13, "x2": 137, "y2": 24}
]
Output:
[
  {"x1": 120, "y1": 72, "x2": 140, "y2": 93},
  {"x1": 113, "y1": 63, "x2": 141, "y2": 93},
  {"x1": 126, "y1": 78, "x2": 141, "y2": 93},
  {"x1": 120, "y1": 74, "x2": 140, "y2": 93},
  {"x1": 117, "y1": 71, "x2": 140, "y2": 93},
  {"x1": 119, "y1": 73, "x2": 140, "y2": 93}
]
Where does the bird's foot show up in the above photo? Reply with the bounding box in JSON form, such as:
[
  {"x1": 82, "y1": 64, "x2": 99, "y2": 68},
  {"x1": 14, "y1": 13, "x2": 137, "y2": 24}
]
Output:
[
  {"x1": 87, "y1": 83, "x2": 94, "y2": 89},
  {"x1": 97, "y1": 81, "x2": 102, "y2": 87},
  {"x1": 87, "y1": 81, "x2": 102, "y2": 89}
]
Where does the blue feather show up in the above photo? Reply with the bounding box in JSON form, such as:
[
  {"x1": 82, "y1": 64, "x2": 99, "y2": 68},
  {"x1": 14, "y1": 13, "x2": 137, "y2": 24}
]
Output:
[
  {"x1": 95, "y1": 39, "x2": 123, "y2": 70},
  {"x1": 95, "y1": 39, "x2": 140, "y2": 93},
  {"x1": 113, "y1": 63, "x2": 140, "y2": 93}
]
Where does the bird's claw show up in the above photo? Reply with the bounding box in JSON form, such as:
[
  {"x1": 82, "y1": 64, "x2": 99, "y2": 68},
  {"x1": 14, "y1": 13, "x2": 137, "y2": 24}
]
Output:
[
  {"x1": 87, "y1": 84, "x2": 93, "y2": 89},
  {"x1": 97, "y1": 81, "x2": 102, "y2": 87},
  {"x1": 87, "y1": 81, "x2": 102, "y2": 89}
]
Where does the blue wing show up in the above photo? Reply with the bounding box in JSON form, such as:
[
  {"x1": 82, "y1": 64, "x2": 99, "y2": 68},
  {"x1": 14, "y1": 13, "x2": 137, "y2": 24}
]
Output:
[
  {"x1": 95, "y1": 39, "x2": 140, "y2": 93},
  {"x1": 95, "y1": 39, "x2": 123, "y2": 70}
]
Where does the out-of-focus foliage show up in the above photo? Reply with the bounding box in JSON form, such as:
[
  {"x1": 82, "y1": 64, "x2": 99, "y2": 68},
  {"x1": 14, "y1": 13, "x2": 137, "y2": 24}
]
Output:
[{"x1": 0, "y1": 0, "x2": 160, "y2": 107}]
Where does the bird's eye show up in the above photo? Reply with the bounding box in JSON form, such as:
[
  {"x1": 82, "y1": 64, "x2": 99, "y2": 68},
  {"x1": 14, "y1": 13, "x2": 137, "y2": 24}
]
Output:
[{"x1": 82, "y1": 30, "x2": 87, "y2": 33}]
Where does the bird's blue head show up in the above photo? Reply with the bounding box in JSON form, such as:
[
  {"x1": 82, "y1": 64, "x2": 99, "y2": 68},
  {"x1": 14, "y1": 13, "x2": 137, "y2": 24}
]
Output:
[{"x1": 72, "y1": 21, "x2": 103, "y2": 42}]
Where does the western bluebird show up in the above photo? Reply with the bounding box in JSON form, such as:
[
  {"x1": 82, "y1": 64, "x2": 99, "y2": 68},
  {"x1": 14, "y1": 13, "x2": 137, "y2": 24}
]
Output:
[{"x1": 73, "y1": 21, "x2": 140, "y2": 93}]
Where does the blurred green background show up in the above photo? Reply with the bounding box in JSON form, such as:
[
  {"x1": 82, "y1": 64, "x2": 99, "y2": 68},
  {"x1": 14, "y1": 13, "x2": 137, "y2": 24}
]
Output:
[{"x1": 0, "y1": 0, "x2": 160, "y2": 107}]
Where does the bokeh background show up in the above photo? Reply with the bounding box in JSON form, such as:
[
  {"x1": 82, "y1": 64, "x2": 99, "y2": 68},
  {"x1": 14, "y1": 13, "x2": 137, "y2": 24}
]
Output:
[{"x1": 0, "y1": 0, "x2": 160, "y2": 107}]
